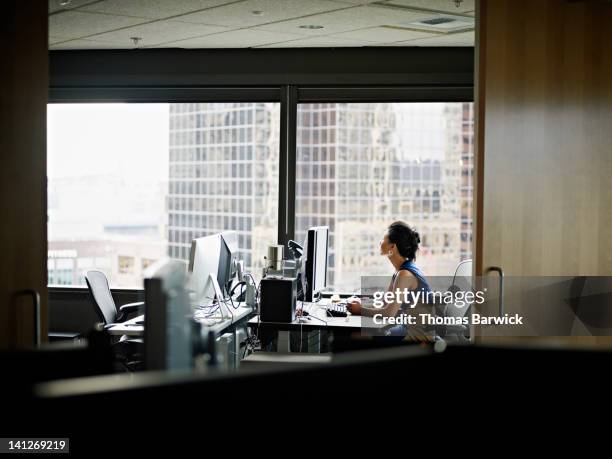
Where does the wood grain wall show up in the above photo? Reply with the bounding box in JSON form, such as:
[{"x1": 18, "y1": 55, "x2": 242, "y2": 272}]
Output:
[
  {"x1": 0, "y1": 1, "x2": 48, "y2": 348},
  {"x1": 475, "y1": 0, "x2": 612, "y2": 277}
]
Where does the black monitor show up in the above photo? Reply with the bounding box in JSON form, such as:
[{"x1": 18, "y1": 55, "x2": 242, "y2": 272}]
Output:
[
  {"x1": 220, "y1": 230, "x2": 238, "y2": 292},
  {"x1": 304, "y1": 226, "x2": 329, "y2": 302},
  {"x1": 217, "y1": 239, "x2": 231, "y2": 295}
]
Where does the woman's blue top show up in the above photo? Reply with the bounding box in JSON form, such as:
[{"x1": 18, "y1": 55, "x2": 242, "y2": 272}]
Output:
[
  {"x1": 385, "y1": 260, "x2": 431, "y2": 338},
  {"x1": 392, "y1": 260, "x2": 431, "y2": 296}
]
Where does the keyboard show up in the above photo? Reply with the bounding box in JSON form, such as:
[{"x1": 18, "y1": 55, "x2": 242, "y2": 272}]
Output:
[
  {"x1": 326, "y1": 303, "x2": 348, "y2": 317},
  {"x1": 320, "y1": 291, "x2": 360, "y2": 299}
]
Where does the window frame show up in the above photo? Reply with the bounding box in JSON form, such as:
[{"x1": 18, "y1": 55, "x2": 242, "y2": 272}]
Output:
[{"x1": 48, "y1": 47, "x2": 474, "y2": 289}]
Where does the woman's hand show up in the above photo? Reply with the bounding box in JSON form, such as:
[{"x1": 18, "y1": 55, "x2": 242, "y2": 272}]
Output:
[{"x1": 345, "y1": 299, "x2": 362, "y2": 315}]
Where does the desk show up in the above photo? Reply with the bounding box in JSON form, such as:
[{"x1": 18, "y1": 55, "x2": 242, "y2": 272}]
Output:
[
  {"x1": 247, "y1": 301, "x2": 385, "y2": 353},
  {"x1": 107, "y1": 304, "x2": 253, "y2": 337},
  {"x1": 107, "y1": 314, "x2": 145, "y2": 337},
  {"x1": 246, "y1": 301, "x2": 384, "y2": 332}
]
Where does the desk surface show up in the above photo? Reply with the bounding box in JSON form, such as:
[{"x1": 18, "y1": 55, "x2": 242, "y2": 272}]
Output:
[
  {"x1": 108, "y1": 304, "x2": 253, "y2": 336},
  {"x1": 247, "y1": 301, "x2": 384, "y2": 331}
]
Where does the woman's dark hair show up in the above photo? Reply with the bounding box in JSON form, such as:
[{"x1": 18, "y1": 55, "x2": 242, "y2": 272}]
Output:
[{"x1": 386, "y1": 221, "x2": 420, "y2": 261}]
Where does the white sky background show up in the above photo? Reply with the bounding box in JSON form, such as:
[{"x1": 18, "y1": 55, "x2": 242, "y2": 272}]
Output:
[{"x1": 48, "y1": 103, "x2": 169, "y2": 181}]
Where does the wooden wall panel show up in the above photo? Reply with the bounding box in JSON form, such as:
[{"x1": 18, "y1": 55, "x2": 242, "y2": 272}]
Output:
[
  {"x1": 0, "y1": 1, "x2": 48, "y2": 348},
  {"x1": 475, "y1": 0, "x2": 612, "y2": 277}
]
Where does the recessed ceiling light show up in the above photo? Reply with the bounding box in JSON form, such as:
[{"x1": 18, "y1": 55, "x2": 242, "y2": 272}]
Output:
[
  {"x1": 299, "y1": 25, "x2": 324, "y2": 30},
  {"x1": 252, "y1": 10, "x2": 264, "y2": 16},
  {"x1": 60, "y1": 0, "x2": 72, "y2": 6}
]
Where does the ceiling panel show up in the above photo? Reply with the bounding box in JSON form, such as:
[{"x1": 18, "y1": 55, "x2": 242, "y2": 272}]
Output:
[
  {"x1": 332, "y1": 0, "x2": 385, "y2": 4},
  {"x1": 49, "y1": 0, "x2": 100, "y2": 14},
  {"x1": 256, "y1": 35, "x2": 374, "y2": 48},
  {"x1": 49, "y1": 35, "x2": 68, "y2": 45},
  {"x1": 254, "y1": 5, "x2": 431, "y2": 36},
  {"x1": 48, "y1": 0, "x2": 476, "y2": 48},
  {"x1": 90, "y1": 20, "x2": 230, "y2": 47},
  {"x1": 164, "y1": 28, "x2": 307, "y2": 48},
  {"x1": 389, "y1": 29, "x2": 474, "y2": 46},
  {"x1": 330, "y1": 26, "x2": 435, "y2": 44},
  {"x1": 382, "y1": 0, "x2": 475, "y2": 14},
  {"x1": 50, "y1": 39, "x2": 132, "y2": 49},
  {"x1": 49, "y1": 11, "x2": 149, "y2": 40},
  {"x1": 177, "y1": 0, "x2": 349, "y2": 28},
  {"x1": 78, "y1": 0, "x2": 231, "y2": 19}
]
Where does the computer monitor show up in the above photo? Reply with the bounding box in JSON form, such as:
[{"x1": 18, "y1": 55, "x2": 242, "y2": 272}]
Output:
[
  {"x1": 220, "y1": 230, "x2": 239, "y2": 289},
  {"x1": 189, "y1": 232, "x2": 239, "y2": 303},
  {"x1": 188, "y1": 234, "x2": 222, "y2": 304},
  {"x1": 304, "y1": 226, "x2": 329, "y2": 302}
]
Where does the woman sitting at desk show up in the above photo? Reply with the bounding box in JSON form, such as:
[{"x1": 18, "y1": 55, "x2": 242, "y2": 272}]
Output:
[{"x1": 345, "y1": 221, "x2": 431, "y2": 328}]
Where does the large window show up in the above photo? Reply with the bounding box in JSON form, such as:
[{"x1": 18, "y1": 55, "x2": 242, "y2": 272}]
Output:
[
  {"x1": 48, "y1": 102, "x2": 280, "y2": 288},
  {"x1": 48, "y1": 98, "x2": 472, "y2": 291},
  {"x1": 295, "y1": 102, "x2": 474, "y2": 290},
  {"x1": 167, "y1": 103, "x2": 280, "y2": 279}
]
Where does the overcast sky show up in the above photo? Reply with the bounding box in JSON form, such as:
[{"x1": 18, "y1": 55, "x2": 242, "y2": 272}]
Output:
[{"x1": 48, "y1": 103, "x2": 169, "y2": 182}]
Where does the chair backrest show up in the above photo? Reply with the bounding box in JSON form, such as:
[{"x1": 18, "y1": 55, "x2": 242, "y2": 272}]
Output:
[
  {"x1": 84, "y1": 270, "x2": 117, "y2": 325},
  {"x1": 447, "y1": 259, "x2": 474, "y2": 319},
  {"x1": 453, "y1": 259, "x2": 473, "y2": 291}
]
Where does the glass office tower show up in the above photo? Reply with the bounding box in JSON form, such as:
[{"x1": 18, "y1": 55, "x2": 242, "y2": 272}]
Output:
[
  {"x1": 168, "y1": 101, "x2": 473, "y2": 290},
  {"x1": 294, "y1": 102, "x2": 474, "y2": 289},
  {"x1": 167, "y1": 103, "x2": 280, "y2": 276}
]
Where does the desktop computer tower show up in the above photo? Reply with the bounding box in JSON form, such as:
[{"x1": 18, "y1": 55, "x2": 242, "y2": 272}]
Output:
[{"x1": 259, "y1": 276, "x2": 297, "y2": 323}]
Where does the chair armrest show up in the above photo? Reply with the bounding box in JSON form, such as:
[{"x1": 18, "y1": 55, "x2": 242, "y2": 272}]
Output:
[
  {"x1": 48, "y1": 331, "x2": 81, "y2": 341},
  {"x1": 112, "y1": 337, "x2": 144, "y2": 347},
  {"x1": 119, "y1": 301, "x2": 144, "y2": 314},
  {"x1": 444, "y1": 324, "x2": 469, "y2": 334}
]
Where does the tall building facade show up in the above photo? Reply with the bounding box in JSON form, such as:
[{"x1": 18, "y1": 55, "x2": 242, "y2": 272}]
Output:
[
  {"x1": 295, "y1": 103, "x2": 473, "y2": 289},
  {"x1": 168, "y1": 102, "x2": 474, "y2": 289},
  {"x1": 167, "y1": 103, "x2": 279, "y2": 275}
]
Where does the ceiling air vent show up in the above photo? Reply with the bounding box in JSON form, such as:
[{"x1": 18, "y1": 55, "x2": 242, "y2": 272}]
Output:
[{"x1": 392, "y1": 14, "x2": 474, "y2": 33}]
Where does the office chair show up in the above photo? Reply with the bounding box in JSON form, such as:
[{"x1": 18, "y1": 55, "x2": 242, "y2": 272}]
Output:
[
  {"x1": 84, "y1": 270, "x2": 144, "y2": 326},
  {"x1": 439, "y1": 259, "x2": 473, "y2": 343},
  {"x1": 84, "y1": 270, "x2": 145, "y2": 371}
]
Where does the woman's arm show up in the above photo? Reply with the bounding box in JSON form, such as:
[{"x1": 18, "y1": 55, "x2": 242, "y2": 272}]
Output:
[{"x1": 355, "y1": 271, "x2": 418, "y2": 317}]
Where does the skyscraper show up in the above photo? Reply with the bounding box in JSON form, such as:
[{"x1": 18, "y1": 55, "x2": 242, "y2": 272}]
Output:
[
  {"x1": 295, "y1": 102, "x2": 473, "y2": 289},
  {"x1": 168, "y1": 102, "x2": 473, "y2": 289},
  {"x1": 167, "y1": 102, "x2": 280, "y2": 276}
]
